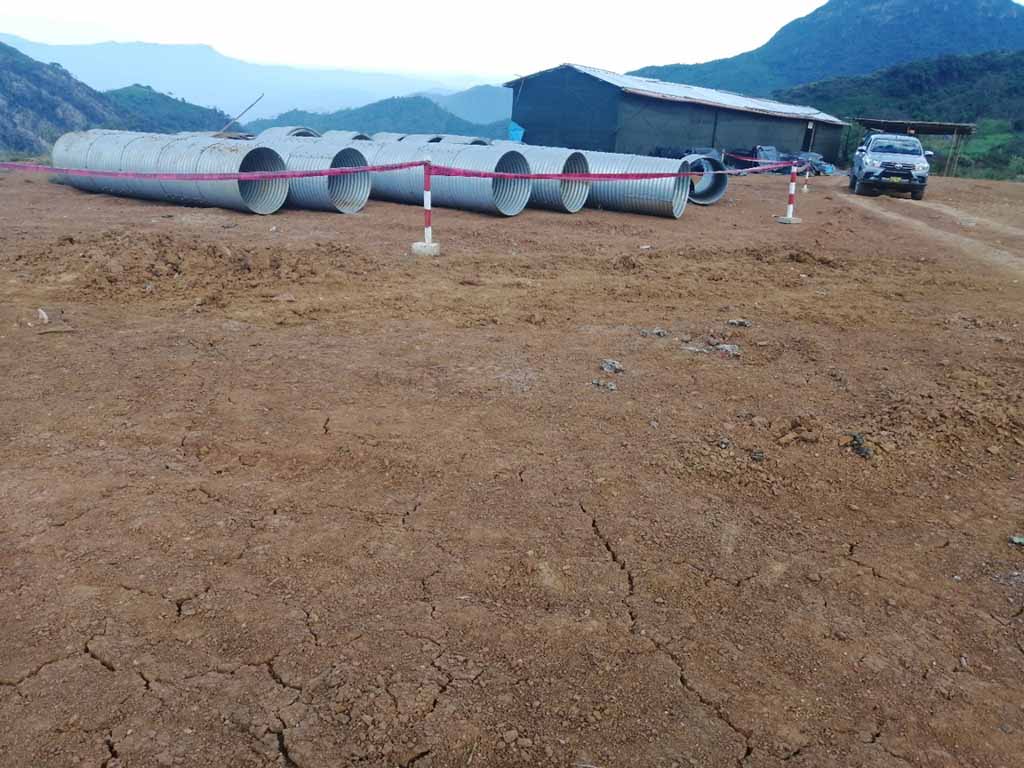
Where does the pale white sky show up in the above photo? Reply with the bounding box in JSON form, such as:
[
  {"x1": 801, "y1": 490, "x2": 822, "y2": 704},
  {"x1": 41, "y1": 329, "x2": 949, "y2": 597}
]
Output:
[{"x1": 2, "y1": 0, "x2": 834, "y2": 79}]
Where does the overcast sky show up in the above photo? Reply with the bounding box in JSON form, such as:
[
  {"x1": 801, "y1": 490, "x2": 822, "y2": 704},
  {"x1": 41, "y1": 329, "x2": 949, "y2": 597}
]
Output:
[{"x1": 1, "y1": 1, "x2": 837, "y2": 81}]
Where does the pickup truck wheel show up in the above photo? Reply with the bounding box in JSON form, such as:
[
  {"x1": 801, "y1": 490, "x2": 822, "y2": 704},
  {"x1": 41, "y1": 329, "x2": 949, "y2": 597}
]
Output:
[
  {"x1": 848, "y1": 174, "x2": 856, "y2": 190},
  {"x1": 911, "y1": 188, "x2": 925, "y2": 201},
  {"x1": 854, "y1": 179, "x2": 872, "y2": 196}
]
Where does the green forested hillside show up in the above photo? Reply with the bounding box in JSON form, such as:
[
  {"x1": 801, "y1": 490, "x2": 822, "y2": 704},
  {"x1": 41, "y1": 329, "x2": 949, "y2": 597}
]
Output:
[
  {"x1": 0, "y1": 41, "x2": 123, "y2": 155},
  {"x1": 106, "y1": 85, "x2": 231, "y2": 133},
  {"x1": 246, "y1": 96, "x2": 507, "y2": 139},
  {"x1": 630, "y1": 0, "x2": 1024, "y2": 96},
  {"x1": 776, "y1": 51, "x2": 1024, "y2": 178},
  {"x1": 775, "y1": 51, "x2": 1024, "y2": 122},
  {"x1": 1, "y1": 41, "x2": 246, "y2": 156}
]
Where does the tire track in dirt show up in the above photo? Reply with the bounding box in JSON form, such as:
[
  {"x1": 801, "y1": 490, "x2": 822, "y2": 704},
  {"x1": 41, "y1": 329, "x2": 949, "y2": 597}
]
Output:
[{"x1": 840, "y1": 191, "x2": 1024, "y2": 273}]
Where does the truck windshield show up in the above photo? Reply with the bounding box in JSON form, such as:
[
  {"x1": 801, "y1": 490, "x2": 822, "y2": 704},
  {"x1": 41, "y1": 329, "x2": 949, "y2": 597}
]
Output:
[{"x1": 869, "y1": 138, "x2": 923, "y2": 156}]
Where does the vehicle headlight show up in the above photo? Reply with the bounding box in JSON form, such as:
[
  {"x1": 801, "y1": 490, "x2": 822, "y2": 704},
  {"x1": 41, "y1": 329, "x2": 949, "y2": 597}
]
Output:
[
  {"x1": 865, "y1": 158, "x2": 881, "y2": 168},
  {"x1": 915, "y1": 162, "x2": 929, "y2": 172}
]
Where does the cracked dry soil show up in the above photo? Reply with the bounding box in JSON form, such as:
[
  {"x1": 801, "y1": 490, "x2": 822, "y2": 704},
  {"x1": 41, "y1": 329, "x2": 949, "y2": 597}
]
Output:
[{"x1": 1, "y1": 172, "x2": 1023, "y2": 767}]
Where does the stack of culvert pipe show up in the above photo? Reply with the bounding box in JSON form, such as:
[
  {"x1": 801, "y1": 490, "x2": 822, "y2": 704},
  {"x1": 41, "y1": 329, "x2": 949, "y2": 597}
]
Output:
[
  {"x1": 255, "y1": 137, "x2": 371, "y2": 213},
  {"x1": 322, "y1": 130, "x2": 371, "y2": 141},
  {"x1": 258, "y1": 126, "x2": 321, "y2": 139},
  {"x1": 362, "y1": 142, "x2": 532, "y2": 216},
  {"x1": 507, "y1": 146, "x2": 590, "y2": 213},
  {"x1": 52, "y1": 129, "x2": 289, "y2": 214},
  {"x1": 582, "y1": 151, "x2": 691, "y2": 219},
  {"x1": 682, "y1": 154, "x2": 728, "y2": 206},
  {"x1": 371, "y1": 132, "x2": 408, "y2": 142}
]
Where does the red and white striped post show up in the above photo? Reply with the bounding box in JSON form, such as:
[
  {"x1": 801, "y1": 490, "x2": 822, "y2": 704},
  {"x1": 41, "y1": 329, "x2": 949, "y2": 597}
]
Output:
[
  {"x1": 412, "y1": 157, "x2": 441, "y2": 257},
  {"x1": 777, "y1": 164, "x2": 802, "y2": 225}
]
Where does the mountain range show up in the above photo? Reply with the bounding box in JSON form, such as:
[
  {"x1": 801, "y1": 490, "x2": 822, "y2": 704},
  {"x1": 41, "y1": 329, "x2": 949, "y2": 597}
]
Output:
[
  {"x1": 426, "y1": 86, "x2": 512, "y2": 125},
  {"x1": 0, "y1": 33, "x2": 478, "y2": 120},
  {"x1": 0, "y1": 42, "x2": 231, "y2": 154},
  {"x1": 630, "y1": 0, "x2": 1024, "y2": 96},
  {"x1": 244, "y1": 97, "x2": 507, "y2": 139},
  {"x1": 775, "y1": 50, "x2": 1024, "y2": 124}
]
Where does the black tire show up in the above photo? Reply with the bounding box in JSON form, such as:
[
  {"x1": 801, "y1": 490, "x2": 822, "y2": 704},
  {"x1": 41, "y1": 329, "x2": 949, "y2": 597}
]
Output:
[
  {"x1": 848, "y1": 173, "x2": 856, "y2": 190},
  {"x1": 911, "y1": 188, "x2": 925, "y2": 201},
  {"x1": 854, "y1": 179, "x2": 871, "y2": 196}
]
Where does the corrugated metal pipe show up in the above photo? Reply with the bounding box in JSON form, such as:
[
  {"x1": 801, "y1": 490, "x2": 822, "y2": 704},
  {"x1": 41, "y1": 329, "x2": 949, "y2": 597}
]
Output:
[
  {"x1": 506, "y1": 146, "x2": 589, "y2": 213},
  {"x1": 398, "y1": 134, "x2": 489, "y2": 146},
  {"x1": 582, "y1": 151, "x2": 691, "y2": 219},
  {"x1": 358, "y1": 141, "x2": 531, "y2": 216},
  {"x1": 52, "y1": 129, "x2": 289, "y2": 214},
  {"x1": 322, "y1": 130, "x2": 372, "y2": 142},
  {"x1": 398, "y1": 134, "x2": 445, "y2": 144},
  {"x1": 258, "y1": 126, "x2": 321, "y2": 139},
  {"x1": 256, "y1": 137, "x2": 370, "y2": 213},
  {"x1": 681, "y1": 154, "x2": 728, "y2": 206}
]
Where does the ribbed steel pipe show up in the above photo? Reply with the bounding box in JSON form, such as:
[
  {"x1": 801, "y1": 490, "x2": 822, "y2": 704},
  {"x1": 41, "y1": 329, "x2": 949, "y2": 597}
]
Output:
[
  {"x1": 52, "y1": 130, "x2": 289, "y2": 214},
  {"x1": 322, "y1": 130, "x2": 371, "y2": 142},
  {"x1": 436, "y1": 135, "x2": 491, "y2": 145},
  {"x1": 398, "y1": 134, "x2": 445, "y2": 144},
  {"x1": 424, "y1": 144, "x2": 531, "y2": 216},
  {"x1": 509, "y1": 146, "x2": 589, "y2": 213},
  {"x1": 362, "y1": 142, "x2": 531, "y2": 216},
  {"x1": 400, "y1": 134, "x2": 490, "y2": 146},
  {"x1": 682, "y1": 154, "x2": 728, "y2": 206},
  {"x1": 258, "y1": 126, "x2": 321, "y2": 139},
  {"x1": 583, "y1": 151, "x2": 691, "y2": 219},
  {"x1": 256, "y1": 137, "x2": 370, "y2": 213},
  {"x1": 371, "y1": 132, "x2": 408, "y2": 142},
  {"x1": 51, "y1": 129, "x2": 123, "y2": 193},
  {"x1": 357, "y1": 141, "x2": 428, "y2": 205}
]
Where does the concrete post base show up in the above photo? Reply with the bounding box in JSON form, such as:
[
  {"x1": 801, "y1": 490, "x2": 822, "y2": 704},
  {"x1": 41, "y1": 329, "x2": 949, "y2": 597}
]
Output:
[
  {"x1": 411, "y1": 241, "x2": 441, "y2": 257},
  {"x1": 776, "y1": 216, "x2": 802, "y2": 225}
]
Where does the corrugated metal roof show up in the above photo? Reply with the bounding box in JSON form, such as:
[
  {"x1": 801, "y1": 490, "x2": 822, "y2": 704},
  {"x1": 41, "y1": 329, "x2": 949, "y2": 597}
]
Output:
[{"x1": 505, "y1": 64, "x2": 847, "y2": 127}]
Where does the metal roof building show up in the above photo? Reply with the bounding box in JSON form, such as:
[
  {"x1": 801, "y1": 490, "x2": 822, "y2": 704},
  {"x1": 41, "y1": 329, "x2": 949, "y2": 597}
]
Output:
[{"x1": 505, "y1": 64, "x2": 848, "y2": 162}]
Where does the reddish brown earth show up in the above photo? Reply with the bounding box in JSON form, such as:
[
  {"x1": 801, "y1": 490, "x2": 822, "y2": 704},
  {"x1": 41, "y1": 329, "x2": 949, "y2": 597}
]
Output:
[{"x1": 1, "y1": 170, "x2": 1022, "y2": 768}]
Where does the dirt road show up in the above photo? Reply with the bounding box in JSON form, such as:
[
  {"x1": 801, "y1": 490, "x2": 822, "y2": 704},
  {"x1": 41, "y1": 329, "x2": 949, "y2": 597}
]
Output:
[{"x1": 1, "y1": 170, "x2": 1022, "y2": 768}]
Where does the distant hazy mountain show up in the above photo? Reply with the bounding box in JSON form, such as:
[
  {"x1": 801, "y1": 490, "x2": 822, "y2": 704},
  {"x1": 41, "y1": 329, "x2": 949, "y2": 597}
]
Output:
[
  {"x1": 246, "y1": 96, "x2": 507, "y2": 139},
  {"x1": 428, "y1": 85, "x2": 512, "y2": 124},
  {"x1": 630, "y1": 0, "x2": 1024, "y2": 96},
  {"x1": 0, "y1": 33, "x2": 474, "y2": 119}
]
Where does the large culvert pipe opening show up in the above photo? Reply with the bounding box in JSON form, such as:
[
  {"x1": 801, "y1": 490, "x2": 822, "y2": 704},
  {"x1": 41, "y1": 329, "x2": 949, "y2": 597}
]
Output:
[
  {"x1": 560, "y1": 152, "x2": 590, "y2": 213},
  {"x1": 492, "y1": 151, "x2": 531, "y2": 216},
  {"x1": 327, "y1": 148, "x2": 371, "y2": 213},
  {"x1": 238, "y1": 147, "x2": 289, "y2": 215},
  {"x1": 683, "y1": 154, "x2": 728, "y2": 206}
]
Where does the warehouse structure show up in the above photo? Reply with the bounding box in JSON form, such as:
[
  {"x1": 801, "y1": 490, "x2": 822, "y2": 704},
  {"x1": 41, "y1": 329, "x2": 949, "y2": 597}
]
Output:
[{"x1": 505, "y1": 64, "x2": 847, "y2": 163}]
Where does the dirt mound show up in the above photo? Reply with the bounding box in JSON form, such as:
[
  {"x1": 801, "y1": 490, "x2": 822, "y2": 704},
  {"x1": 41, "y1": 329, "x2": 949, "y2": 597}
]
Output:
[{"x1": 6, "y1": 229, "x2": 376, "y2": 303}]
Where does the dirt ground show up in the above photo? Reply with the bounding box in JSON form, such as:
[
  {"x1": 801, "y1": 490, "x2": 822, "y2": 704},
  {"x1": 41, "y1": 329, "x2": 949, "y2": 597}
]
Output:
[{"x1": 1, "y1": 169, "x2": 1022, "y2": 768}]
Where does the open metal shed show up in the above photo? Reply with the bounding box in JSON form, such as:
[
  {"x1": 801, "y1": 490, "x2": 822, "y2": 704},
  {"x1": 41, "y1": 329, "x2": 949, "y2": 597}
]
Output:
[{"x1": 853, "y1": 118, "x2": 977, "y2": 176}]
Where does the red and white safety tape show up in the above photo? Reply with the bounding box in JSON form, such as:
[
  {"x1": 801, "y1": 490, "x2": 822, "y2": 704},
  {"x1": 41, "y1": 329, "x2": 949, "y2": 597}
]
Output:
[{"x1": 0, "y1": 159, "x2": 805, "y2": 182}]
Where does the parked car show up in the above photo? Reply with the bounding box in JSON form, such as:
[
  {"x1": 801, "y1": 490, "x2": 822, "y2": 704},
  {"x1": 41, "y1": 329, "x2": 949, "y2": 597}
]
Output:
[{"x1": 849, "y1": 133, "x2": 933, "y2": 200}]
